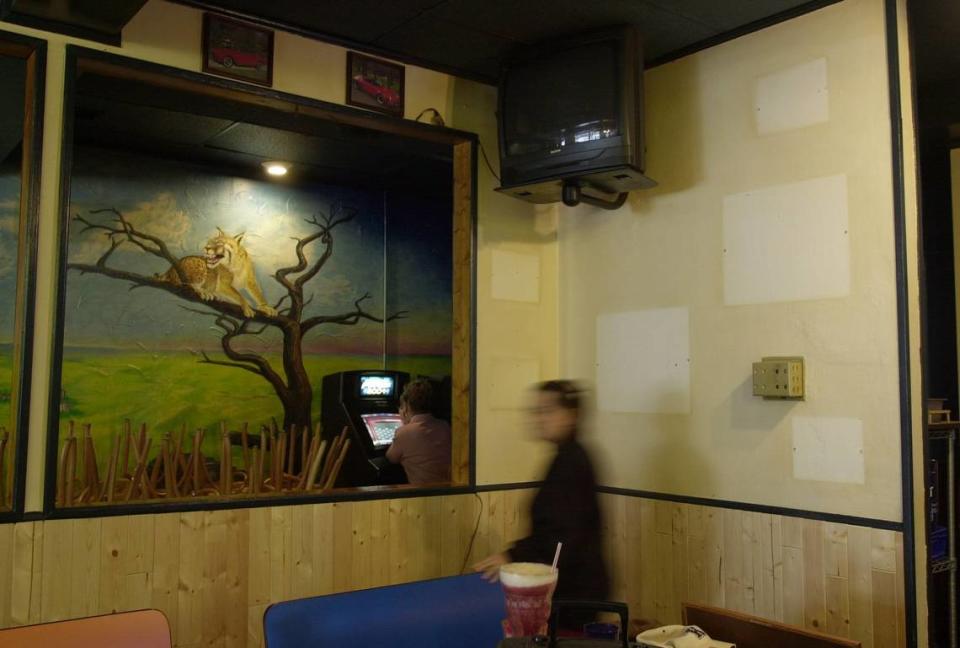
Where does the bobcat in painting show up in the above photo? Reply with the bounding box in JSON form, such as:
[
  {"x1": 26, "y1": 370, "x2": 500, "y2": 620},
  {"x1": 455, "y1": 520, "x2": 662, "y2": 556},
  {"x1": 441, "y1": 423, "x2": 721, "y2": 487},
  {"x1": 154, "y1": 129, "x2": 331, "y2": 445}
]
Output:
[{"x1": 157, "y1": 229, "x2": 277, "y2": 318}]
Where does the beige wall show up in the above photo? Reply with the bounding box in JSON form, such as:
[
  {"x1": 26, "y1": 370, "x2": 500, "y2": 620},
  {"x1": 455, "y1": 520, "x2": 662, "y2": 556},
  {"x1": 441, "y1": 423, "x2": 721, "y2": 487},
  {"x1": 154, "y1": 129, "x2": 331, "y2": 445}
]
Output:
[
  {"x1": 559, "y1": 0, "x2": 907, "y2": 522},
  {"x1": 0, "y1": 0, "x2": 559, "y2": 504},
  {"x1": 450, "y1": 79, "x2": 558, "y2": 485}
]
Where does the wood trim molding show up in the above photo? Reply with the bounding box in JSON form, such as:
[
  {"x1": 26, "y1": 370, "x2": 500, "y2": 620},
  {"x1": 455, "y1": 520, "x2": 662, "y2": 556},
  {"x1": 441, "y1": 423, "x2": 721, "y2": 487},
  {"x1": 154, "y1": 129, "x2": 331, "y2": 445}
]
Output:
[
  {"x1": 451, "y1": 141, "x2": 474, "y2": 486},
  {"x1": 75, "y1": 53, "x2": 476, "y2": 147}
]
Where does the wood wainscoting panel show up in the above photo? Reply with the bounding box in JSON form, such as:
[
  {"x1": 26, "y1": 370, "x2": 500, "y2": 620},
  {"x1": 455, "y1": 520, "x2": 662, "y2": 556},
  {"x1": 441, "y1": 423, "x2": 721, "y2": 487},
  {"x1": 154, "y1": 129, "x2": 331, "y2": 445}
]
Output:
[
  {"x1": 0, "y1": 490, "x2": 903, "y2": 648},
  {"x1": 0, "y1": 490, "x2": 530, "y2": 648},
  {"x1": 598, "y1": 494, "x2": 906, "y2": 648}
]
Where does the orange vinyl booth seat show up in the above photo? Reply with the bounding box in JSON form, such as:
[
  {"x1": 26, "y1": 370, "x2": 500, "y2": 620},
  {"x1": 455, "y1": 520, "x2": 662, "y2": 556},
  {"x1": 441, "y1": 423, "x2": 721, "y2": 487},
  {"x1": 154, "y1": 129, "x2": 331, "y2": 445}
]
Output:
[{"x1": 0, "y1": 609, "x2": 172, "y2": 648}]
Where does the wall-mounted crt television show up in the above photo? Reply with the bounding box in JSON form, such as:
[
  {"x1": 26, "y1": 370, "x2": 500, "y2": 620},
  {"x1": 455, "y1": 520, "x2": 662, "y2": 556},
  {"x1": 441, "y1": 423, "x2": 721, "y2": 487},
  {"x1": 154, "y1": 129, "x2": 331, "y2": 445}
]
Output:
[{"x1": 497, "y1": 26, "x2": 655, "y2": 205}]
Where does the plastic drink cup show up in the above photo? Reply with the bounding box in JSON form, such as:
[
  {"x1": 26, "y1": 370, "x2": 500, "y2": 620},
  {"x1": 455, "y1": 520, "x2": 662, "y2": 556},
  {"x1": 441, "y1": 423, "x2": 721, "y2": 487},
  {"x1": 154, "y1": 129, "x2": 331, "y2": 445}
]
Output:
[{"x1": 499, "y1": 562, "x2": 558, "y2": 637}]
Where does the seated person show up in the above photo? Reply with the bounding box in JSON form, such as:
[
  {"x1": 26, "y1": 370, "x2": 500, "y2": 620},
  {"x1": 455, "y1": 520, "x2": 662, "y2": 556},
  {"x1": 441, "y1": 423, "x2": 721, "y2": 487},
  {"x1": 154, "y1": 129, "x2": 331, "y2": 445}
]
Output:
[{"x1": 386, "y1": 379, "x2": 451, "y2": 485}]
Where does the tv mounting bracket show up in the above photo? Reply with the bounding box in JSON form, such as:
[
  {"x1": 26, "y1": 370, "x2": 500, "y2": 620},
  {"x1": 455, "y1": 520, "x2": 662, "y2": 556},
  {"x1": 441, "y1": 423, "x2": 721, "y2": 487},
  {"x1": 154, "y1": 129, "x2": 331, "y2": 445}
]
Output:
[{"x1": 561, "y1": 181, "x2": 628, "y2": 210}]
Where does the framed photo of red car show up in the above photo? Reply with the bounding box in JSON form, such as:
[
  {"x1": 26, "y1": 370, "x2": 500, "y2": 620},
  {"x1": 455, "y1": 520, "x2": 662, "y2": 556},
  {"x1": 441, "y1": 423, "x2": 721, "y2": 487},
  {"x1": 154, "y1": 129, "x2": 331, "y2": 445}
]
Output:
[
  {"x1": 346, "y1": 51, "x2": 405, "y2": 116},
  {"x1": 202, "y1": 13, "x2": 274, "y2": 87}
]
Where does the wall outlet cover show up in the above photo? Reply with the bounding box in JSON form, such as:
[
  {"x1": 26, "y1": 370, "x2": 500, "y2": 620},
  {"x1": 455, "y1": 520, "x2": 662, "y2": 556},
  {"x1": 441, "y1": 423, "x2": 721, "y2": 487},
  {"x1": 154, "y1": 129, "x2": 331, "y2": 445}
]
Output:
[{"x1": 753, "y1": 356, "x2": 804, "y2": 399}]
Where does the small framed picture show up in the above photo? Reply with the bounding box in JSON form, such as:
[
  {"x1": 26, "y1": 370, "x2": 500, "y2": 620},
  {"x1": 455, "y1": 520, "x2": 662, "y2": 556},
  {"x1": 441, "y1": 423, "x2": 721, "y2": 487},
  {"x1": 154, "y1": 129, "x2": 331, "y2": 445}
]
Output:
[
  {"x1": 346, "y1": 51, "x2": 405, "y2": 117},
  {"x1": 202, "y1": 13, "x2": 274, "y2": 87}
]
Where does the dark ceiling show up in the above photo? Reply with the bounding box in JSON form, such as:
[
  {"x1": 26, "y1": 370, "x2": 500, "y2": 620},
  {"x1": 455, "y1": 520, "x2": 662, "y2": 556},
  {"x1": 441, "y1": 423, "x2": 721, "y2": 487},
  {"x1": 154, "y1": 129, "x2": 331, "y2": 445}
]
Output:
[
  {"x1": 909, "y1": 0, "x2": 960, "y2": 88},
  {"x1": 177, "y1": 0, "x2": 837, "y2": 83},
  {"x1": 908, "y1": 0, "x2": 960, "y2": 136},
  {"x1": 74, "y1": 72, "x2": 453, "y2": 195},
  {"x1": 2, "y1": 0, "x2": 841, "y2": 84},
  {"x1": 0, "y1": 0, "x2": 150, "y2": 45},
  {"x1": 3, "y1": 0, "x2": 845, "y2": 190}
]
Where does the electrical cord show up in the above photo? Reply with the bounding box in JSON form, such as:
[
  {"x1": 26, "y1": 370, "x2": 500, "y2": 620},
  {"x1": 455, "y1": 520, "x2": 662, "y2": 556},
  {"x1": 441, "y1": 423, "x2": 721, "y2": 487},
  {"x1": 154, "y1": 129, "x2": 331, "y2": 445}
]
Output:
[
  {"x1": 413, "y1": 107, "x2": 501, "y2": 184},
  {"x1": 459, "y1": 492, "x2": 484, "y2": 574},
  {"x1": 414, "y1": 107, "x2": 446, "y2": 127},
  {"x1": 478, "y1": 140, "x2": 501, "y2": 183}
]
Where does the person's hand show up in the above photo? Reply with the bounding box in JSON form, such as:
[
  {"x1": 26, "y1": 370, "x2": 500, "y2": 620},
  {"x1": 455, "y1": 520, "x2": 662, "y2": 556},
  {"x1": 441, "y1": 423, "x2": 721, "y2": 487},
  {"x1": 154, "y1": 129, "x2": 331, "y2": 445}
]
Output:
[{"x1": 473, "y1": 552, "x2": 509, "y2": 581}]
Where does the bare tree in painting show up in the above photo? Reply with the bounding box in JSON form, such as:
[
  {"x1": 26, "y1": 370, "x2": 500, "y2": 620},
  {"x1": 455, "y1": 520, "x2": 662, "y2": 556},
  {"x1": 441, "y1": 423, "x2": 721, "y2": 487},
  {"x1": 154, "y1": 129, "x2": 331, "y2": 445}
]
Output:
[{"x1": 68, "y1": 202, "x2": 404, "y2": 429}]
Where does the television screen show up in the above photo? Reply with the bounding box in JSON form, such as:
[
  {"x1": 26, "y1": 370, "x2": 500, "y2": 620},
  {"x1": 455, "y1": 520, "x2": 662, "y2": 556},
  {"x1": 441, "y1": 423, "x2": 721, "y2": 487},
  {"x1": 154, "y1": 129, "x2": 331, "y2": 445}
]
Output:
[
  {"x1": 360, "y1": 413, "x2": 403, "y2": 447},
  {"x1": 502, "y1": 40, "x2": 621, "y2": 159},
  {"x1": 359, "y1": 375, "x2": 395, "y2": 398}
]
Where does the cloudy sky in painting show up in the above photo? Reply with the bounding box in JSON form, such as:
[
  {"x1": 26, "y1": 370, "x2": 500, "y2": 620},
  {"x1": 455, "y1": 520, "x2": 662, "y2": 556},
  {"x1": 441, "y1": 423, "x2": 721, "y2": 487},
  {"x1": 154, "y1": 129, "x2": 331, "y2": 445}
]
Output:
[{"x1": 64, "y1": 148, "x2": 452, "y2": 357}]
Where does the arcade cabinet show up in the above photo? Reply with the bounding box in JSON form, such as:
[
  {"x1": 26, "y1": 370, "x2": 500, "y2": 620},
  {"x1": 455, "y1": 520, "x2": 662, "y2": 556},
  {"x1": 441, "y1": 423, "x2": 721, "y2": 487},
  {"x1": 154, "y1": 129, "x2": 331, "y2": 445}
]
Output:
[{"x1": 321, "y1": 370, "x2": 410, "y2": 486}]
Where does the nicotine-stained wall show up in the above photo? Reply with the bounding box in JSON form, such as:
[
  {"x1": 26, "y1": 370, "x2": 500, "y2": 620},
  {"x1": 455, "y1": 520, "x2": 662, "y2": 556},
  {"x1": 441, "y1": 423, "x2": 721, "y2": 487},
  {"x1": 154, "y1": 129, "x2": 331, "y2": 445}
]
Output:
[
  {"x1": 0, "y1": 0, "x2": 558, "y2": 505},
  {"x1": 559, "y1": 0, "x2": 907, "y2": 522}
]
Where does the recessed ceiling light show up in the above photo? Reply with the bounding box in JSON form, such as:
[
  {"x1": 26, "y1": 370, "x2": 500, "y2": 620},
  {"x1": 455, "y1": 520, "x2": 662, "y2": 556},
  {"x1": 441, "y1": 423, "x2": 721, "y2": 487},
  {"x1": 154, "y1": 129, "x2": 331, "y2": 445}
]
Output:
[{"x1": 262, "y1": 161, "x2": 289, "y2": 177}]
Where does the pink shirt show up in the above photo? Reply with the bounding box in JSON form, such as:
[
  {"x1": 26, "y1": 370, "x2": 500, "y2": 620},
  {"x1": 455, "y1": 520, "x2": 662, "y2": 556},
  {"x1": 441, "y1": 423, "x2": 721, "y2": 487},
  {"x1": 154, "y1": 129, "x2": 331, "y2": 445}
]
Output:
[{"x1": 385, "y1": 413, "x2": 451, "y2": 485}]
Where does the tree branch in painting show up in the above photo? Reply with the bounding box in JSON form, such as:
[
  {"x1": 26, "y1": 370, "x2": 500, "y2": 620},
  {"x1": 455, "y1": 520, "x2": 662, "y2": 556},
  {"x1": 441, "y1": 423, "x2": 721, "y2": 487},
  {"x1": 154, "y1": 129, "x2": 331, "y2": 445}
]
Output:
[{"x1": 67, "y1": 201, "x2": 407, "y2": 428}]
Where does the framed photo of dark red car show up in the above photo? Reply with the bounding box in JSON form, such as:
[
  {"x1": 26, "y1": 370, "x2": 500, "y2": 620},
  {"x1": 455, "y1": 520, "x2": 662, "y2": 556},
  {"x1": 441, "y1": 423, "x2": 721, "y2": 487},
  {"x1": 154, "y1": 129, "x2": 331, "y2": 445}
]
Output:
[
  {"x1": 346, "y1": 51, "x2": 405, "y2": 116},
  {"x1": 202, "y1": 13, "x2": 274, "y2": 86}
]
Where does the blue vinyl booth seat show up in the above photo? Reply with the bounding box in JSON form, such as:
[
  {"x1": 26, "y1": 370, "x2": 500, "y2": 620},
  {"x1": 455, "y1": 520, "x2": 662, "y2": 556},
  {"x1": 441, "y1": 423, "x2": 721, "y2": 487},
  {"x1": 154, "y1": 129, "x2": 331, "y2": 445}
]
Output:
[{"x1": 263, "y1": 573, "x2": 506, "y2": 648}]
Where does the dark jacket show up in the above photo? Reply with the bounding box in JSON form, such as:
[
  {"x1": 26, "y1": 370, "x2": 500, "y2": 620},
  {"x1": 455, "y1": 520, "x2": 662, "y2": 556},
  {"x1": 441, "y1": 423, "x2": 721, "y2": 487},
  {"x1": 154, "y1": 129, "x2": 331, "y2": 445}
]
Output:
[{"x1": 508, "y1": 438, "x2": 609, "y2": 604}]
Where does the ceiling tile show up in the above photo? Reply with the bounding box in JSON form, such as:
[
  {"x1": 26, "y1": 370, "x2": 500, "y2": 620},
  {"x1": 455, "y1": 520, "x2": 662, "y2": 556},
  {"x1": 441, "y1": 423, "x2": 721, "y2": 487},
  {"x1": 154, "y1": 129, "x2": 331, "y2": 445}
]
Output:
[
  {"x1": 197, "y1": 0, "x2": 444, "y2": 43},
  {"x1": 411, "y1": 0, "x2": 716, "y2": 64},
  {"x1": 7, "y1": 0, "x2": 149, "y2": 35},
  {"x1": 176, "y1": 0, "x2": 826, "y2": 81},
  {"x1": 374, "y1": 14, "x2": 516, "y2": 79},
  {"x1": 77, "y1": 99, "x2": 232, "y2": 147},
  {"x1": 645, "y1": 0, "x2": 819, "y2": 32},
  {"x1": 72, "y1": 74, "x2": 453, "y2": 193}
]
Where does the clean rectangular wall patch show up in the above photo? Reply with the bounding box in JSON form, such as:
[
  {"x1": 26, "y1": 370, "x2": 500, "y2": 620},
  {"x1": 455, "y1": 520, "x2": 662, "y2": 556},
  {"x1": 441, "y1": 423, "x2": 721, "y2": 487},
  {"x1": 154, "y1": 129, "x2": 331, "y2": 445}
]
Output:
[
  {"x1": 792, "y1": 416, "x2": 865, "y2": 484},
  {"x1": 489, "y1": 356, "x2": 541, "y2": 410},
  {"x1": 491, "y1": 249, "x2": 540, "y2": 303},
  {"x1": 596, "y1": 308, "x2": 690, "y2": 414},
  {"x1": 755, "y1": 58, "x2": 829, "y2": 135},
  {"x1": 723, "y1": 174, "x2": 849, "y2": 305}
]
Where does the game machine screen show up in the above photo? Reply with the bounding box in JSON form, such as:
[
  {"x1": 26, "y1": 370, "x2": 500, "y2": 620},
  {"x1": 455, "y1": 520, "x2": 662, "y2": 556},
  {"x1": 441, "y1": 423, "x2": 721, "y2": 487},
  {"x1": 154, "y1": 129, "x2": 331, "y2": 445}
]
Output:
[{"x1": 360, "y1": 413, "x2": 403, "y2": 448}]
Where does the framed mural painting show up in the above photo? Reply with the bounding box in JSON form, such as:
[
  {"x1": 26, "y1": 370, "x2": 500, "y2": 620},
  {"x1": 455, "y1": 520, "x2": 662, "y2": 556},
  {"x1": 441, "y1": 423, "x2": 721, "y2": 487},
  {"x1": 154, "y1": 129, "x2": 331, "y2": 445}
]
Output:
[
  {"x1": 48, "y1": 48, "x2": 476, "y2": 514},
  {"x1": 202, "y1": 13, "x2": 274, "y2": 86},
  {"x1": 0, "y1": 31, "x2": 45, "y2": 517}
]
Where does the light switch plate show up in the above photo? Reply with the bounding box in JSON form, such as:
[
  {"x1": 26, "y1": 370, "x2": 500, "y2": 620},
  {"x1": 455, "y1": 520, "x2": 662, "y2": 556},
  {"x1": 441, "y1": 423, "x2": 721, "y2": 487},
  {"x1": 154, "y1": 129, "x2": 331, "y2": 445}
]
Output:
[{"x1": 753, "y1": 356, "x2": 804, "y2": 400}]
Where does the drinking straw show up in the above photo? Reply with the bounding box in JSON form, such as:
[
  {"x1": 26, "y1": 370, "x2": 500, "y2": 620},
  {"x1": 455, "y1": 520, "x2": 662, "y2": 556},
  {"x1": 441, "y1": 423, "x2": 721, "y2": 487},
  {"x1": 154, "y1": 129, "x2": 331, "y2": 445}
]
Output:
[{"x1": 551, "y1": 542, "x2": 563, "y2": 572}]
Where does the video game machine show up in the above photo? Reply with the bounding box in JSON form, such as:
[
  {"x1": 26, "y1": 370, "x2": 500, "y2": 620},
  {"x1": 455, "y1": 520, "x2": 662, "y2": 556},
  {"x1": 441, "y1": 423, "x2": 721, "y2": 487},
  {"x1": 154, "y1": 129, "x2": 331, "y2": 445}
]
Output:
[{"x1": 320, "y1": 370, "x2": 451, "y2": 487}]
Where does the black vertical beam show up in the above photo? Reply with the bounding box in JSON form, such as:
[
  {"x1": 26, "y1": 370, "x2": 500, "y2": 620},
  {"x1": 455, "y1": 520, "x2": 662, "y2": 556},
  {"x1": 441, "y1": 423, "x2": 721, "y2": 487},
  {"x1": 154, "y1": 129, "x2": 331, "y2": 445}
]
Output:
[{"x1": 884, "y1": 0, "x2": 919, "y2": 645}]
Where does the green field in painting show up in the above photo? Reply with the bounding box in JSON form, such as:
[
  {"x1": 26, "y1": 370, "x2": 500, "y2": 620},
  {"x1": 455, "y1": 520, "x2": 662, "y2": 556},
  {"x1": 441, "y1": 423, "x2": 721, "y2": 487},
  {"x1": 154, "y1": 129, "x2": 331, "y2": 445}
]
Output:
[{"x1": 57, "y1": 348, "x2": 451, "y2": 462}]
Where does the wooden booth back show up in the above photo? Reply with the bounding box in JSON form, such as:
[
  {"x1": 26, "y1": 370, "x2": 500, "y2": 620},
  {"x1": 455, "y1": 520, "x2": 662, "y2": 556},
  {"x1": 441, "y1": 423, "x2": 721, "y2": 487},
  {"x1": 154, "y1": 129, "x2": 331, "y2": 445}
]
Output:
[{"x1": 682, "y1": 602, "x2": 861, "y2": 648}]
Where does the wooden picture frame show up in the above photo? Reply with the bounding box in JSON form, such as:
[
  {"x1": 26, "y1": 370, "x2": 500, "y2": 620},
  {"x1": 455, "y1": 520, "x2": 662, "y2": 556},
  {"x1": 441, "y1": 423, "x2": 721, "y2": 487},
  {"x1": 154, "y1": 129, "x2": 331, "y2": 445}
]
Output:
[
  {"x1": 346, "y1": 51, "x2": 405, "y2": 117},
  {"x1": 201, "y1": 13, "x2": 274, "y2": 87},
  {"x1": 45, "y1": 47, "x2": 477, "y2": 516},
  {"x1": 0, "y1": 30, "x2": 45, "y2": 519}
]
